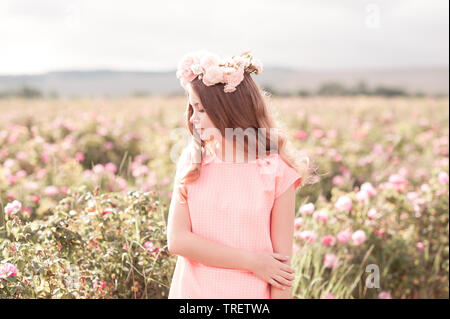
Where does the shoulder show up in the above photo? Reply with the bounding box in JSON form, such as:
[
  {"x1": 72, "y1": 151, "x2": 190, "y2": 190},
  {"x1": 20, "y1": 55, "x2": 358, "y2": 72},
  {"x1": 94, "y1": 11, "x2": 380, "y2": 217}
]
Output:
[{"x1": 273, "y1": 154, "x2": 303, "y2": 198}]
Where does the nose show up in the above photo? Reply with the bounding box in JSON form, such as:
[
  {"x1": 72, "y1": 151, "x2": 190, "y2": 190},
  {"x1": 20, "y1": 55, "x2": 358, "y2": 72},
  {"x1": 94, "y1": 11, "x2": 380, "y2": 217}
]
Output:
[{"x1": 190, "y1": 113, "x2": 200, "y2": 126}]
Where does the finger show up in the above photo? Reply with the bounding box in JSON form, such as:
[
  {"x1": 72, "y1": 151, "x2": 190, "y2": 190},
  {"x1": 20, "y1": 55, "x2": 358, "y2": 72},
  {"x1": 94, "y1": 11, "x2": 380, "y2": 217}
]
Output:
[
  {"x1": 277, "y1": 260, "x2": 294, "y2": 273},
  {"x1": 274, "y1": 274, "x2": 293, "y2": 287},
  {"x1": 279, "y1": 270, "x2": 296, "y2": 282},
  {"x1": 272, "y1": 253, "x2": 288, "y2": 261},
  {"x1": 282, "y1": 264, "x2": 296, "y2": 274},
  {"x1": 269, "y1": 278, "x2": 285, "y2": 290}
]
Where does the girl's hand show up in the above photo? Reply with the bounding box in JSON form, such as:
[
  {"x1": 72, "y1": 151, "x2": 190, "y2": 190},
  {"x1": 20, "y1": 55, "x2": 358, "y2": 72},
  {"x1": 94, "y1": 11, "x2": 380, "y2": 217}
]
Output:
[{"x1": 248, "y1": 252, "x2": 296, "y2": 290}]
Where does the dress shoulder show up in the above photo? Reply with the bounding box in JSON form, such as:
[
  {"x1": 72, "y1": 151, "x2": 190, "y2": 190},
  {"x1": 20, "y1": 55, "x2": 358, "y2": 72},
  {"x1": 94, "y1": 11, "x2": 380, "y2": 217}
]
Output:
[{"x1": 274, "y1": 155, "x2": 303, "y2": 199}]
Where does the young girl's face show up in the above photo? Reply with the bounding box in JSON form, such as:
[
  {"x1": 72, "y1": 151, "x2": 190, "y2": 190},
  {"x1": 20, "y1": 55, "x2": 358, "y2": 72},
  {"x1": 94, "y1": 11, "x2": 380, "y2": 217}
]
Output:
[{"x1": 187, "y1": 84, "x2": 216, "y2": 142}]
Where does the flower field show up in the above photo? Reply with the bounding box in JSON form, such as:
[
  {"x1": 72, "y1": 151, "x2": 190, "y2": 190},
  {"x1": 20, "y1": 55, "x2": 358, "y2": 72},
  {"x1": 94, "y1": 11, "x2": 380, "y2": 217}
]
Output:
[{"x1": 0, "y1": 96, "x2": 448, "y2": 298}]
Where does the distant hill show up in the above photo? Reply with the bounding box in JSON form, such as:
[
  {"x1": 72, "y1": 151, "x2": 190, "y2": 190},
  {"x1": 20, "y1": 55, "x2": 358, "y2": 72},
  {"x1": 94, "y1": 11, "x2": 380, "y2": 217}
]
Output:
[{"x1": 0, "y1": 66, "x2": 448, "y2": 97}]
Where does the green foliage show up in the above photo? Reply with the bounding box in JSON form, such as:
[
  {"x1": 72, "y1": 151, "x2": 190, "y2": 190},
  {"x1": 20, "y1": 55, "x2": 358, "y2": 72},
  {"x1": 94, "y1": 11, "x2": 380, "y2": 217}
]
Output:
[{"x1": 0, "y1": 189, "x2": 175, "y2": 298}]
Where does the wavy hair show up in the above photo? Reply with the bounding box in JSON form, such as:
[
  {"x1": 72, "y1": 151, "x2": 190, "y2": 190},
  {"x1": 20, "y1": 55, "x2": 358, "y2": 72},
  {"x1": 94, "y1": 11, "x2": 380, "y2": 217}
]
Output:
[{"x1": 175, "y1": 72, "x2": 317, "y2": 203}]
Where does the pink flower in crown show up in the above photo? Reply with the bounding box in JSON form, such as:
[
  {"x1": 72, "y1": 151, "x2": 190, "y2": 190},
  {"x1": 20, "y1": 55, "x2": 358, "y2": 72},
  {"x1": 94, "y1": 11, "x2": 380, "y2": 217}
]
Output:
[
  {"x1": 190, "y1": 63, "x2": 203, "y2": 75},
  {"x1": 225, "y1": 67, "x2": 245, "y2": 87},
  {"x1": 223, "y1": 66, "x2": 245, "y2": 93},
  {"x1": 176, "y1": 53, "x2": 202, "y2": 87},
  {"x1": 231, "y1": 55, "x2": 251, "y2": 69},
  {"x1": 202, "y1": 66, "x2": 224, "y2": 86},
  {"x1": 251, "y1": 57, "x2": 263, "y2": 74},
  {"x1": 200, "y1": 53, "x2": 221, "y2": 70}
]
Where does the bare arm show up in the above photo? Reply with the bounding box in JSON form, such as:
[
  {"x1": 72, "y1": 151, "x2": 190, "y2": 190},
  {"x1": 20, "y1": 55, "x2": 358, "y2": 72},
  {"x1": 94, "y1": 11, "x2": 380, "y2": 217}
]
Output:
[
  {"x1": 166, "y1": 185, "x2": 254, "y2": 271},
  {"x1": 269, "y1": 184, "x2": 296, "y2": 299}
]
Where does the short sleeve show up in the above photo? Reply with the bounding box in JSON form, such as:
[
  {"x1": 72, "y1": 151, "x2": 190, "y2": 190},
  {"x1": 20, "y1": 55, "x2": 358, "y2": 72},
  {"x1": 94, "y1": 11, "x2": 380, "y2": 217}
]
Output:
[
  {"x1": 173, "y1": 146, "x2": 192, "y2": 185},
  {"x1": 274, "y1": 156, "x2": 303, "y2": 199}
]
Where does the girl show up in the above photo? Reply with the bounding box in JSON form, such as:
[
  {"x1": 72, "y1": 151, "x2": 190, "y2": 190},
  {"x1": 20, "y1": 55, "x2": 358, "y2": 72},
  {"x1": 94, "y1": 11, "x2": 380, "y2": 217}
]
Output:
[{"x1": 167, "y1": 50, "x2": 311, "y2": 299}]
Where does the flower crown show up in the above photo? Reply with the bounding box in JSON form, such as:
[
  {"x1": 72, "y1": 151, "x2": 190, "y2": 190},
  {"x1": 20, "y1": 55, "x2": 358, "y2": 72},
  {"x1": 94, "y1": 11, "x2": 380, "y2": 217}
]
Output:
[{"x1": 176, "y1": 50, "x2": 263, "y2": 93}]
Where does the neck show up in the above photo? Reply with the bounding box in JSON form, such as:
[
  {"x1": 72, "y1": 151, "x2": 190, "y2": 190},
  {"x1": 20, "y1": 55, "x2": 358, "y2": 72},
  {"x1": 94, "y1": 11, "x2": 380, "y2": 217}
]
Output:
[{"x1": 207, "y1": 138, "x2": 249, "y2": 163}]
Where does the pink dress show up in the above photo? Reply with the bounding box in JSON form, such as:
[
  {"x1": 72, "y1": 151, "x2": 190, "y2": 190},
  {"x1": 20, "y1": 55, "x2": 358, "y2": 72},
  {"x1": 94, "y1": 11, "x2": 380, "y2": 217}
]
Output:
[{"x1": 168, "y1": 146, "x2": 302, "y2": 299}]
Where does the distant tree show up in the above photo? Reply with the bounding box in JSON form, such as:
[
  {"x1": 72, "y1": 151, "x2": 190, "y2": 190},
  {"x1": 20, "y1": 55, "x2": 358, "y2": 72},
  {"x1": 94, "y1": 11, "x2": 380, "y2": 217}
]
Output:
[
  {"x1": 351, "y1": 80, "x2": 371, "y2": 96},
  {"x1": 48, "y1": 91, "x2": 60, "y2": 99},
  {"x1": 132, "y1": 91, "x2": 151, "y2": 98},
  {"x1": 317, "y1": 82, "x2": 349, "y2": 96},
  {"x1": 296, "y1": 89, "x2": 311, "y2": 97},
  {"x1": 17, "y1": 86, "x2": 42, "y2": 98},
  {"x1": 373, "y1": 86, "x2": 407, "y2": 97},
  {"x1": 413, "y1": 91, "x2": 426, "y2": 97}
]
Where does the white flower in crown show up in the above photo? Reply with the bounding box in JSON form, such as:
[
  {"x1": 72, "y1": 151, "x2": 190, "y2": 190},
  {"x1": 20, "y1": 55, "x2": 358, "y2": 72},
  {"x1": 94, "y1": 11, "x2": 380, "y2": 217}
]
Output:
[{"x1": 176, "y1": 50, "x2": 263, "y2": 93}]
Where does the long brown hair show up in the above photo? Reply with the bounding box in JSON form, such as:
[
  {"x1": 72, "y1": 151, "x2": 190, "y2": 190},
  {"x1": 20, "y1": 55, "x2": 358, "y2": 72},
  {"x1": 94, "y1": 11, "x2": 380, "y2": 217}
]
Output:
[{"x1": 176, "y1": 72, "x2": 316, "y2": 203}]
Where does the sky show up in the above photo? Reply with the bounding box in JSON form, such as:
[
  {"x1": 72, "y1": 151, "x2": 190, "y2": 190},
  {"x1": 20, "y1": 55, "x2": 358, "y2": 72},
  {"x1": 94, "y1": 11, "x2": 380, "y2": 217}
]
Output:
[{"x1": 0, "y1": 0, "x2": 448, "y2": 75}]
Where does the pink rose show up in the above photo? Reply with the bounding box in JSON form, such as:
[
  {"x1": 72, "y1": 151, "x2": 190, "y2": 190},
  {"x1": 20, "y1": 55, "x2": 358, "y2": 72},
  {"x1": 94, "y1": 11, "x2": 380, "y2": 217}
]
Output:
[
  {"x1": 356, "y1": 190, "x2": 369, "y2": 204},
  {"x1": 202, "y1": 66, "x2": 224, "y2": 86},
  {"x1": 334, "y1": 195, "x2": 352, "y2": 212},
  {"x1": 224, "y1": 67, "x2": 244, "y2": 87},
  {"x1": 93, "y1": 164, "x2": 104, "y2": 174},
  {"x1": 337, "y1": 230, "x2": 351, "y2": 243},
  {"x1": 60, "y1": 186, "x2": 68, "y2": 195},
  {"x1": 327, "y1": 129, "x2": 338, "y2": 139},
  {"x1": 332, "y1": 175, "x2": 345, "y2": 186},
  {"x1": 367, "y1": 208, "x2": 379, "y2": 219},
  {"x1": 416, "y1": 241, "x2": 425, "y2": 251},
  {"x1": 75, "y1": 152, "x2": 85, "y2": 162},
  {"x1": 388, "y1": 174, "x2": 409, "y2": 192},
  {"x1": 232, "y1": 55, "x2": 251, "y2": 69},
  {"x1": 312, "y1": 129, "x2": 324, "y2": 139},
  {"x1": 294, "y1": 217, "x2": 303, "y2": 229},
  {"x1": 44, "y1": 185, "x2": 59, "y2": 197},
  {"x1": 352, "y1": 230, "x2": 366, "y2": 245},
  {"x1": 224, "y1": 84, "x2": 237, "y2": 93},
  {"x1": 438, "y1": 171, "x2": 449, "y2": 185},
  {"x1": 321, "y1": 292, "x2": 336, "y2": 299},
  {"x1": 143, "y1": 241, "x2": 160, "y2": 255},
  {"x1": 5, "y1": 200, "x2": 22, "y2": 215},
  {"x1": 251, "y1": 57, "x2": 263, "y2": 74},
  {"x1": 132, "y1": 165, "x2": 149, "y2": 178},
  {"x1": 190, "y1": 63, "x2": 204, "y2": 75},
  {"x1": 0, "y1": 263, "x2": 18, "y2": 279},
  {"x1": 323, "y1": 253, "x2": 339, "y2": 269},
  {"x1": 361, "y1": 182, "x2": 377, "y2": 197},
  {"x1": 105, "y1": 162, "x2": 117, "y2": 174},
  {"x1": 294, "y1": 130, "x2": 308, "y2": 140},
  {"x1": 321, "y1": 235, "x2": 336, "y2": 246},
  {"x1": 313, "y1": 209, "x2": 328, "y2": 223},
  {"x1": 299, "y1": 203, "x2": 315, "y2": 215},
  {"x1": 15, "y1": 170, "x2": 27, "y2": 179},
  {"x1": 298, "y1": 230, "x2": 317, "y2": 243},
  {"x1": 378, "y1": 291, "x2": 392, "y2": 299},
  {"x1": 200, "y1": 53, "x2": 221, "y2": 71}
]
